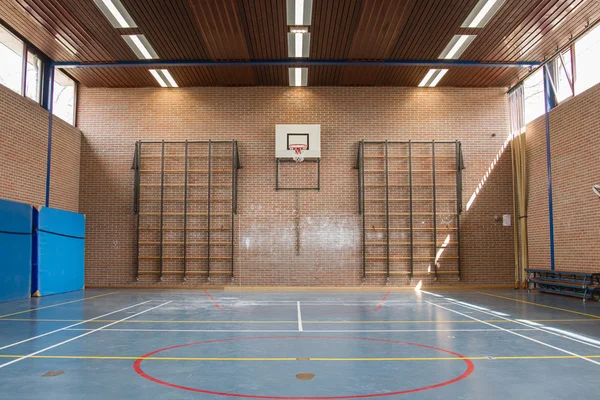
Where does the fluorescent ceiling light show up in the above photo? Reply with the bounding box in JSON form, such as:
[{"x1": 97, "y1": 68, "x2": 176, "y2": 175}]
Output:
[
  {"x1": 461, "y1": 0, "x2": 506, "y2": 28},
  {"x1": 94, "y1": 0, "x2": 137, "y2": 28},
  {"x1": 287, "y1": 0, "x2": 313, "y2": 26},
  {"x1": 55, "y1": 34, "x2": 77, "y2": 55},
  {"x1": 150, "y1": 69, "x2": 178, "y2": 88},
  {"x1": 122, "y1": 34, "x2": 158, "y2": 59},
  {"x1": 439, "y1": 35, "x2": 476, "y2": 59},
  {"x1": 418, "y1": 69, "x2": 448, "y2": 88},
  {"x1": 287, "y1": 32, "x2": 310, "y2": 58},
  {"x1": 289, "y1": 67, "x2": 308, "y2": 86}
]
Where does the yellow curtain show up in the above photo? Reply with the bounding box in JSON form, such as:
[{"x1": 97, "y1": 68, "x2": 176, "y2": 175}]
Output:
[{"x1": 509, "y1": 86, "x2": 528, "y2": 288}]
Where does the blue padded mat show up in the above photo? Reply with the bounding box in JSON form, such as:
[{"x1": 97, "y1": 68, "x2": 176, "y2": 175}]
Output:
[
  {"x1": 32, "y1": 207, "x2": 85, "y2": 297},
  {"x1": 0, "y1": 199, "x2": 33, "y2": 303}
]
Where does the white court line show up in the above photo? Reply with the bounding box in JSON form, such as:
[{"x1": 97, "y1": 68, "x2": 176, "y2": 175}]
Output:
[
  {"x1": 425, "y1": 300, "x2": 600, "y2": 367},
  {"x1": 297, "y1": 301, "x2": 303, "y2": 332},
  {"x1": 439, "y1": 298, "x2": 600, "y2": 351},
  {"x1": 0, "y1": 301, "x2": 171, "y2": 370},
  {"x1": 64, "y1": 328, "x2": 538, "y2": 333},
  {"x1": 0, "y1": 300, "x2": 152, "y2": 352}
]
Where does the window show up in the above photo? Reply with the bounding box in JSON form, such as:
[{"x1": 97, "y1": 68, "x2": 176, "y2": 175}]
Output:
[
  {"x1": 524, "y1": 69, "x2": 545, "y2": 124},
  {"x1": 0, "y1": 24, "x2": 24, "y2": 94},
  {"x1": 53, "y1": 69, "x2": 76, "y2": 125},
  {"x1": 26, "y1": 51, "x2": 42, "y2": 102},
  {"x1": 554, "y1": 50, "x2": 574, "y2": 103},
  {"x1": 574, "y1": 24, "x2": 600, "y2": 95}
]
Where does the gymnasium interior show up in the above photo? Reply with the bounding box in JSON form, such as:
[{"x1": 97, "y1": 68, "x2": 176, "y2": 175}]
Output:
[{"x1": 1, "y1": 0, "x2": 600, "y2": 399}]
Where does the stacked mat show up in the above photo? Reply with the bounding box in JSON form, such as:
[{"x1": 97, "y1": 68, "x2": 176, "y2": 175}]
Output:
[
  {"x1": 0, "y1": 199, "x2": 33, "y2": 303},
  {"x1": 32, "y1": 207, "x2": 86, "y2": 297}
]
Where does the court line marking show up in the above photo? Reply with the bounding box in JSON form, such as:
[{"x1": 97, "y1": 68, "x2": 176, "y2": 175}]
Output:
[
  {"x1": 297, "y1": 301, "x2": 303, "y2": 331},
  {"x1": 0, "y1": 292, "x2": 118, "y2": 319},
  {"x1": 478, "y1": 292, "x2": 600, "y2": 319},
  {"x1": 441, "y1": 299, "x2": 600, "y2": 351},
  {"x1": 63, "y1": 328, "x2": 538, "y2": 333},
  {"x1": 425, "y1": 300, "x2": 600, "y2": 367},
  {"x1": 1, "y1": 318, "x2": 595, "y2": 324},
  {"x1": 0, "y1": 301, "x2": 171, "y2": 370},
  {"x1": 0, "y1": 300, "x2": 152, "y2": 352},
  {"x1": 0, "y1": 354, "x2": 599, "y2": 361}
]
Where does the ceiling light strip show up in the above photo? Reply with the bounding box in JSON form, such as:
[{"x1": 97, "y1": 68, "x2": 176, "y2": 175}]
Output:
[
  {"x1": 462, "y1": 0, "x2": 506, "y2": 29},
  {"x1": 150, "y1": 70, "x2": 167, "y2": 87},
  {"x1": 429, "y1": 69, "x2": 448, "y2": 87},
  {"x1": 418, "y1": 69, "x2": 448, "y2": 88},
  {"x1": 94, "y1": 0, "x2": 137, "y2": 28},
  {"x1": 439, "y1": 35, "x2": 476, "y2": 60},
  {"x1": 122, "y1": 34, "x2": 158, "y2": 59},
  {"x1": 161, "y1": 70, "x2": 178, "y2": 87}
]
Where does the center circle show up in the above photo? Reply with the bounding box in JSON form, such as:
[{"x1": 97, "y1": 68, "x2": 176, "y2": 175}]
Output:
[{"x1": 133, "y1": 336, "x2": 475, "y2": 399}]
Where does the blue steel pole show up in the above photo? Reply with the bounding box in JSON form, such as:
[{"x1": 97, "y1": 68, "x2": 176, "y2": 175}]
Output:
[
  {"x1": 43, "y1": 62, "x2": 55, "y2": 207},
  {"x1": 543, "y1": 64, "x2": 557, "y2": 270}
]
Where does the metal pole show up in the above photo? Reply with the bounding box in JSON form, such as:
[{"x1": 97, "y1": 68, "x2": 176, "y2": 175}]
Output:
[
  {"x1": 159, "y1": 141, "x2": 165, "y2": 281},
  {"x1": 231, "y1": 140, "x2": 235, "y2": 280},
  {"x1": 361, "y1": 141, "x2": 367, "y2": 280},
  {"x1": 234, "y1": 141, "x2": 239, "y2": 214},
  {"x1": 207, "y1": 140, "x2": 212, "y2": 280},
  {"x1": 543, "y1": 66, "x2": 556, "y2": 271},
  {"x1": 317, "y1": 158, "x2": 321, "y2": 191},
  {"x1": 385, "y1": 140, "x2": 390, "y2": 281},
  {"x1": 135, "y1": 141, "x2": 142, "y2": 281},
  {"x1": 296, "y1": 191, "x2": 300, "y2": 255},
  {"x1": 456, "y1": 141, "x2": 462, "y2": 281},
  {"x1": 276, "y1": 159, "x2": 280, "y2": 191},
  {"x1": 357, "y1": 143, "x2": 362, "y2": 214},
  {"x1": 44, "y1": 63, "x2": 55, "y2": 207},
  {"x1": 432, "y1": 141, "x2": 437, "y2": 281},
  {"x1": 183, "y1": 141, "x2": 189, "y2": 281},
  {"x1": 409, "y1": 141, "x2": 414, "y2": 281}
]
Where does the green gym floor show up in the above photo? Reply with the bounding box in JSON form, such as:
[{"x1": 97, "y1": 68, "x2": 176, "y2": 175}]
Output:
[{"x1": 0, "y1": 288, "x2": 599, "y2": 399}]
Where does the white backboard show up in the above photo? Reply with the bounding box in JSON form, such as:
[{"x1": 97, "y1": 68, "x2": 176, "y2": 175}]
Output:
[{"x1": 276, "y1": 124, "x2": 321, "y2": 159}]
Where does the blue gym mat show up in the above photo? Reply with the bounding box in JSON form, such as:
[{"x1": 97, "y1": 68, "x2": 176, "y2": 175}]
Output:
[
  {"x1": 0, "y1": 199, "x2": 33, "y2": 303},
  {"x1": 32, "y1": 207, "x2": 86, "y2": 297}
]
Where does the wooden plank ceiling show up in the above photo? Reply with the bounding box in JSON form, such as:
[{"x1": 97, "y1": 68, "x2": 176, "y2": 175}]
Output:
[{"x1": 0, "y1": 0, "x2": 599, "y2": 87}]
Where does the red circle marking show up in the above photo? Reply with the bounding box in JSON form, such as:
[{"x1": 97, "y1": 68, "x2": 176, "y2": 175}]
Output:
[{"x1": 133, "y1": 336, "x2": 474, "y2": 399}]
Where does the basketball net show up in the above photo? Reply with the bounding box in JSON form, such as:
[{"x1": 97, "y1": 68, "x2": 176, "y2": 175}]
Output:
[{"x1": 289, "y1": 144, "x2": 307, "y2": 163}]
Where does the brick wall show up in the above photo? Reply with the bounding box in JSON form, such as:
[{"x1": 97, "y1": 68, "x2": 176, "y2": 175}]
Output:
[
  {"x1": 77, "y1": 86, "x2": 514, "y2": 287},
  {"x1": 527, "y1": 82, "x2": 600, "y2": 272},
  {"x1": 0, "y1": 84, "x2": 81, "y2": 212}
]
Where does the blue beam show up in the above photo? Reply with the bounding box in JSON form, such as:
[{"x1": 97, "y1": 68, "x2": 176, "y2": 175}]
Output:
[
  {"x1": 543, "y1": 64, "x2": 557, "y2": 271},
  {"x1": 53, "y1": 59, "x2": 540, "y2": 69}
]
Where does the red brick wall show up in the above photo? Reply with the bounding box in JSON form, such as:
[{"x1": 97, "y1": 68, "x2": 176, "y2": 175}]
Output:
[
  {"x1": 527, "y1": 83, "x2": 600, "y2": 272},
  {"x1": 77, "y1": 86, "x2": 514, "y2": 287},
  {"x1": 0, "y1": 84, "x2": 81, "y2": 212}
]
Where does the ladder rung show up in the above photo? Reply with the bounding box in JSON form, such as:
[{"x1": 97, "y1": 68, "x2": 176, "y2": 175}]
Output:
[
  {"x1": 140, "y1": 198, "x2": 232, "y2": 201},
  {"x1": 140, "y1": 184, "x2": 232, "y2": 187},
  {"x1": 139, "y1": 242, "x2": 232, "y2": 245},
  {"x1": 138, "y1": 256, "x2": 233, "y2": 260},
  {"x1": 137, "y1": 270, "x2": 232, "y2": 275},
  {"x1": 139, "y1": 227, "x2": 231, "y2": 231},
  {"x1": 141, "y1": 170, "x2": 232, "y2": 173},
  {"x1": 364, "y1": 170, "x2": 456, "y2": 173},
  {"x1": 366, "y1": 256, "x2": 458, "y2": 261},
  {"x1": 363, "y1": 155, "x2": 456, "y2": 159},
  {"x1": 365, "y1": 198, "x2": 457, "y2": 202},
  {"x1": 140, "y1": 212, "x2": 231, "y2": 216},
  {"x1": 365, "y1": 213, "x2": 458, "y2": 217},
  {"x1": 366, "y1": 242, "x2": 458, "y2": 246},
  {"x1": 365, "y1": 227, "x2": 458, "y2": 231},
  {"x1": 364, "y1": 270, "x2": 459, "y2": 276},
  {"x1": 141, "y1": 155, "x2": 232, "y2": 159}
]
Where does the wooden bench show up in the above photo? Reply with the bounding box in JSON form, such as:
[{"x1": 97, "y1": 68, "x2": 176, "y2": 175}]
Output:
[{"x1": 526, "y1": 269, "x2": 600, "y2": 303}]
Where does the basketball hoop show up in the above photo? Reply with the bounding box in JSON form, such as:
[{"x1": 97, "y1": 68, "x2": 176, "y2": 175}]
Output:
[{"x1": 289, "y1": 144, "x2": 307, "y2": 162}]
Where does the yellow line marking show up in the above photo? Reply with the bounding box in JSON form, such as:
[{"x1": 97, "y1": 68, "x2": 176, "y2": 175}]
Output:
[
  {"x1": 1, "y1": 354, "x2": 600, "y2": 361},
  {"x1": 478, "y1": 292, "x2": 600, "y2": 319},
  {"x1": 0, "y1": 318, "x2": 595, "y2": 324},
  {"x1": 0, "y1": 292, "x2": 118, "y2": 319}
]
